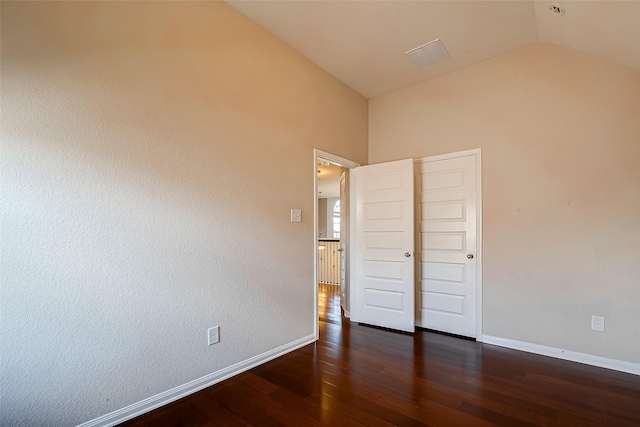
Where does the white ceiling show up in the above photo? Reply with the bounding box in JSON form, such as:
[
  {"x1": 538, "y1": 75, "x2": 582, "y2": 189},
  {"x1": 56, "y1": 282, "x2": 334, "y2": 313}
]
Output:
[
  {"x1": 227, "y1": 0, "x2": 640, "y2": 99},
  {"x1": 317, "y1": 161, "x2": 342, "y2": 199}
]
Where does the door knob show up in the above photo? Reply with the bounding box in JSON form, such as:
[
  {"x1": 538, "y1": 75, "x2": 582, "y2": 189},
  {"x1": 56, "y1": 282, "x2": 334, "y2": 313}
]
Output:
[
  {"x1": 337, "y1": 248, "x2": 344, "y2": 252},
  {"x1": 404, "y1": 252, "x2": 411, "y2": 258},
  {"x1": 467, "y1": 254, "x2": 474, "y2": 259}
]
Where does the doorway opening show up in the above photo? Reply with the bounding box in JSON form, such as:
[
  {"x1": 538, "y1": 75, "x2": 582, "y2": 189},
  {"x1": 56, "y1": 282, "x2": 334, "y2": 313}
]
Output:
[
  {"x1": 317, "y1": 161, "x2": 342, "y2": 325},
  {"x1": 313, "y1": 150, "x2": 359, "y2": 339}
]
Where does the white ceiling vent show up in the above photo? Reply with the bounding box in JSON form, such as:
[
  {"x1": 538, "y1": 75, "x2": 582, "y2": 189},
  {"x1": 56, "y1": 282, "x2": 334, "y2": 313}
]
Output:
[{"x1": 406, "y1": 39, "x2": 450, "y2": 68}]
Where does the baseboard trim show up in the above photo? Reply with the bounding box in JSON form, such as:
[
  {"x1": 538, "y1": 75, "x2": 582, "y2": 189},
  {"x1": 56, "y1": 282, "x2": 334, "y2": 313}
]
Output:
[
  {"x1": 77, "y1": 334, "x2": 317, "y2": 427},
  {"x1": 482, "y1": 335, "x2": 640, "y2": 376}
]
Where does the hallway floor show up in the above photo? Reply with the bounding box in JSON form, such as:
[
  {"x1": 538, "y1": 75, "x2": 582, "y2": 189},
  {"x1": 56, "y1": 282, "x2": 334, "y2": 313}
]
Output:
[{"x1": 318, "y1": 283, "x2": 342, "y2": 325}]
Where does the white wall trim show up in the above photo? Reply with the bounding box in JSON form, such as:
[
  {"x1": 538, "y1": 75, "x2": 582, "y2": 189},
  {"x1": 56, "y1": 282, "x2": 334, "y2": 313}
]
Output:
[
  {"x1": 413, "y1": 148, "x2": 483, "y2": 340},
  {"x1": 76, "y1": 334, "x2": 316, "y2": 427},
  {"x1": 483, "y1": 335, "x2": 640, "y2": 376},
  {"x1": 315, "y1": 149, "x2": 361, "y2": 170}
]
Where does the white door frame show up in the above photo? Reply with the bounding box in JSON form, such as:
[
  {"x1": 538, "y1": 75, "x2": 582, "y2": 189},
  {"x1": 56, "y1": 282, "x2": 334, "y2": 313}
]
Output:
[
  {"x1": 313, "y1": 149, "x2": 360, "y2": 340},
  {"x1": 414, "y1": 148, "x2": 483, "y2": 340}
]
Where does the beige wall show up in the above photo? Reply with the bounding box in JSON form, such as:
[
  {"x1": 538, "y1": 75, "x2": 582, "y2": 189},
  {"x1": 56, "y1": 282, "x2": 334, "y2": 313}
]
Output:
[
  {"x1": 1, "y1": 2, "x2": 367, "y2": 425},
  {"x1": 317, "y1": 198, "x2": 328, "y2": 238},
  {"x1": 317, "y1": 196, "x2": 339, "y2": 239},
  {"x1": 370, "y1": 43, "x2": 640, "y2": 364}
]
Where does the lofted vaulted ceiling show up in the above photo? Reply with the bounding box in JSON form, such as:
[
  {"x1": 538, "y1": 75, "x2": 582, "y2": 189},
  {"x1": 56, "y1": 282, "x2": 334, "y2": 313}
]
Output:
[{"x1": 226, "y1": 1, "x2": 640, "y2": 99}]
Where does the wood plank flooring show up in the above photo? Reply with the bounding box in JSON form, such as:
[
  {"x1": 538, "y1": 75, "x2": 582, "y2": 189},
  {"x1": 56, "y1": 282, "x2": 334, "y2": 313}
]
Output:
[
  {"x1": 119, "y1": 285, "x2": 640, "y2": 426},
  {"x1": 318, "y1": 283, "x2": 342, "y2": 325}
]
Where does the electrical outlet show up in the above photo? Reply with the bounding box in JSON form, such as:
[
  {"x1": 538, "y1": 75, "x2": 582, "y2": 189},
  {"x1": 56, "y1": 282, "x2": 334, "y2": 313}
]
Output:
[
  {"x1": 208, "y1": 326, "x2": 220, "y2": 345},
  {"x1": 591, "y1": 316, "x2": 605, "y2": 332}
]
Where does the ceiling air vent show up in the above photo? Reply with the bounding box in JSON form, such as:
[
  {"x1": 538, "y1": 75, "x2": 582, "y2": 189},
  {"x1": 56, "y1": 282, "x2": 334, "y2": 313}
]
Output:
[{"x1": 406, "y1": 39, "x2": 450, "y2": 68}]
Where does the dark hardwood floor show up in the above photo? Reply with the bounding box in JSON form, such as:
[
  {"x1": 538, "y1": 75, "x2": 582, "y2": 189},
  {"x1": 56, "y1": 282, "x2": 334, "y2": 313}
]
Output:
[{"x1": 120, "y1": 284, "x2": 640, "y2": 426}]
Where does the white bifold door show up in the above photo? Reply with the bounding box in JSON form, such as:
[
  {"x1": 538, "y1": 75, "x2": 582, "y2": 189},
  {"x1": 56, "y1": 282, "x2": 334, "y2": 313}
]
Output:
[
  {"x1": 415, "y1": 154, "x2": 478, "y2": 338},
  {"x1": 352, "y1": 159, "x2": 415, "y2": 333}
]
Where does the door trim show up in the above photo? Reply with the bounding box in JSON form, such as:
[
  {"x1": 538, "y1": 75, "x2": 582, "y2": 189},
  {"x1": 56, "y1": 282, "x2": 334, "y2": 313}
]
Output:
[
  {"x1": 414, "y1": 148, "x2": 483, "y2": 340},
  {"x1": 313, "y1": 149, "x2": 360, "y2": 340}
]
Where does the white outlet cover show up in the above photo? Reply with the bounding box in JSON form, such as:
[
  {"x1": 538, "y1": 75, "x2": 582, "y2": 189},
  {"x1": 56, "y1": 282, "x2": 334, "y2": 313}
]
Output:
[{"x1": 591, "y1": 316, "x2": 605, "y2": 332}]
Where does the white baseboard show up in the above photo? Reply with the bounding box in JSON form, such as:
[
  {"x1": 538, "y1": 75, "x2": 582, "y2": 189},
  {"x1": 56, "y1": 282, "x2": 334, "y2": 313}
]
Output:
[
  {"x1": 482, "y1": 335, "x2": 640, "y2": 376},
  {"x1": 77, "y1": 334, "x2": 317, "y2": 427}
]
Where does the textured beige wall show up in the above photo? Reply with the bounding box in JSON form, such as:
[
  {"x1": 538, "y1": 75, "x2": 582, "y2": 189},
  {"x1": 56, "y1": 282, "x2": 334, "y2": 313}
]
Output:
[
  {"x1": 1, "y1": 2, "x2": 367, "y2": 425},
  {"x1": 369, "y1": 43, "x2": 640, "y2": 364}
]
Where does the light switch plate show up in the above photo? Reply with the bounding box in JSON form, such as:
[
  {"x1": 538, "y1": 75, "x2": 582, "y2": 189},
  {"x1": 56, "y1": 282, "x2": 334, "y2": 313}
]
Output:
[
  {"x1": 208, "y1": 326, "x2": 220, "y2": 345},
  {"x1": 291, "y1": 209, "x2": 301, "y2": 223}
]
